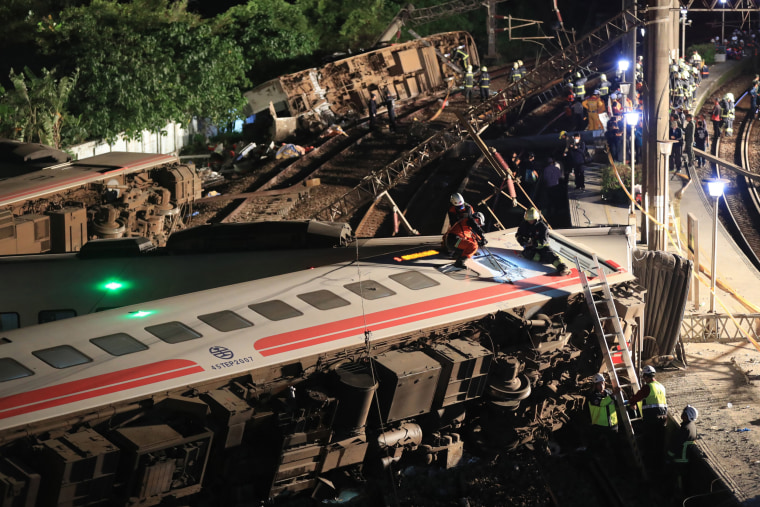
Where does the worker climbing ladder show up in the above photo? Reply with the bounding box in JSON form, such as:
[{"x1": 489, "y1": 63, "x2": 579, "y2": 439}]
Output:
[{"x1": 575, "y1": 255, "x2": 646, "y2": 474}]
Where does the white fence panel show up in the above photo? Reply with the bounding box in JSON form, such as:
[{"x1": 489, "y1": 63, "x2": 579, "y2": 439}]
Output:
[{"x1": 68, "y1": 121, "x2": 196, "y2": 161}]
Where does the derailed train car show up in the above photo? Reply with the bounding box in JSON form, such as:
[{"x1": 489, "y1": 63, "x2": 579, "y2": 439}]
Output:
[
  {"x1": 0, "y1": 140, "x2": 202, "y2": 255},
  {"x1": 0, "y1": 229, "x2": 642, "y2": 506},
  {"x1": 243, "y1": 31, "x2": 478, "y2": 140}
]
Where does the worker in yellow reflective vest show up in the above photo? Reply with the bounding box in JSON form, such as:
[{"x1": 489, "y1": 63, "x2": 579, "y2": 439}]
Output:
[
  {"x1": 588, "y1": 373, "x2": 620, "y2": 451},
  {"x1": 628, "y1": 365, "x2": 668, "y2": 467}
]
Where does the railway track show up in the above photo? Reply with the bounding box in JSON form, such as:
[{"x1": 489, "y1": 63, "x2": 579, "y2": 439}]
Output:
[{"x1": 694, "y1": 76, "x2": 760, "y2": 270}]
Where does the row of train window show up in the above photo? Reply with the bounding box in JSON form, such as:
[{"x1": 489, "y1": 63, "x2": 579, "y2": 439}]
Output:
[
  {"x1": 0, "y1": 310, "x2": 77, "y2": 331},
  {"x1": 0, "y1": 271, "x2": 440, "y2": 383}
]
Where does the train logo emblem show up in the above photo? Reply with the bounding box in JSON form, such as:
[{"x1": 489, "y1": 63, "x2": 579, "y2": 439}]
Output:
[{"x1": 209, "y1": 346, "x2": 234, "y2": 360}]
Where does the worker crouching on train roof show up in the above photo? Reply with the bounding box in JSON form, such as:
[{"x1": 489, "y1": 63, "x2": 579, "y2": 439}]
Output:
[
  {"x1": 447, "y1": 192, "x2": 474, "y2": 225},
  {"x1": 516, "y1": 208, "x2": 570, "y2": 275},
  {"x1": 444, "y1": 212, "x2": 486, "y2": 268}
]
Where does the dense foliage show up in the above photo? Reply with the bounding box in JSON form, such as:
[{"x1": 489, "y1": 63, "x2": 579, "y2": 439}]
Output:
[{"x1": 0, "y1": 0, "x2": 594, "y2": 148}]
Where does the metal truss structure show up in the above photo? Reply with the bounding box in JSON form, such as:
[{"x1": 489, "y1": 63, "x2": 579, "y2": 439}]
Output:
[
  {"x1": 681, "y1": 313, "x2": 760, "y2": 342},
  {"x1": 313, "y1": 8, "x2": 645, "y2": 223},
  {"x1": 678, "y1": 0, "x2": 760, "y2": 11}
]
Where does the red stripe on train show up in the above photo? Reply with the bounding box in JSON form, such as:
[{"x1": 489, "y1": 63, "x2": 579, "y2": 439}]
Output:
[
  {"x1": 0, "y1": 360, "x2": 202, "y2": 418},
  {"x1": 256, "y1": 271, "x2": 582, "y2": 356}
]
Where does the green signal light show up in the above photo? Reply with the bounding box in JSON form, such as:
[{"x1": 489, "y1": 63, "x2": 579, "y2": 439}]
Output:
[
  {"x1": 128, "y1": 310, "x2": 154, "y2": 318},
  {"x1": 100, "y1": 279, "x2": 131, "y2": 292},
  {"x1": 104, "y1": 281, "x2": 123, "y2": 291}
]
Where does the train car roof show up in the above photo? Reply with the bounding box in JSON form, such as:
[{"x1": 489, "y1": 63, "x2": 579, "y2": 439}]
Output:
[{"x1": 0, "y1": 152, "x2": 178, "y2": 207}]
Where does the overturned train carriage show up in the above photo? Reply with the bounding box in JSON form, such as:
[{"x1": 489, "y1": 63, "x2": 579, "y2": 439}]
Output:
[
  {"x1": 243, "y1": 31, "x2": 478, "y2": 140},
  {"x1": 0, "y1": 140, "x2": 202, "y2": 254},
  {"x1": 0, "y1": 230, "x2": 642, "y2": 506}
]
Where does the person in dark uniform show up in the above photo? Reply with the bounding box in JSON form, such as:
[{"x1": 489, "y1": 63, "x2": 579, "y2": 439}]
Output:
[
  {"x1": 384, "y1": 87, "x2": 397, "y2": 132},
  {"x1": 447, "y1": 192, "x2": 474, "y2": 226},
  {"x1": 368, "y1": 91, "x2": 378, "y2": 130},
  {"x1": 565, "y1": 133, "x2": 588, "y2": 190},
  {"x1": 478, "y1": 66, "x2": 490, "y2": 102},
  {"x1": 694, "y1": 119, "x2": 709, "y2": 168},
  {"x1": 668, "y1": 405, "x2": 699, "y2": 499},
  {"x1": 464, "y1": 65, "x2": 474, "y2": 104},
  {"x1": 444, "y1": 212, "x2": 486, "y2": 268},
  {"x1": 516, "y1": 208, "x2": 570, "y2": 275}
]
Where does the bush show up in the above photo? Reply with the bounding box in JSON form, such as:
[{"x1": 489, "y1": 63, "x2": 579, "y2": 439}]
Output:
[
  {"x1": 689, "y1": 43, "x2": 717, "y2": 63},
  {"x1": 601, "y1": 163, "x2": 641, "y2": 203}
]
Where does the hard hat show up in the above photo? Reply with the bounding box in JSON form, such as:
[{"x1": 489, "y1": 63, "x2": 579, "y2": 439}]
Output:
[
  {"x1": 559, "y1": 130, "x2": 567, "y2": 139},
  {"x1": 593, "y1": 89, "x2": 600, "y2": 95},
  {"x1": 682, "y1": 405, "x2": 698, "y2": 422},
  {"x1": 481, "y1": 66, "x2": 488, "y2": 72},
  {"x1": 451, "y1": 193, "x2": 465, "y2": 206},
  {"x1": 593, "y1": 373, "x2": 605, "y2": 383},
  {"x1": 467, "y1": 65, "x2": 472, "y2": 72},
  {"x1": 642, "y1": 365, "x2": 656, "y2": 376},
  {"x1": 517, "y1": 60, "x2": 523, "y2": 66},
  {"x1": 513, "y1": 62, "x2": 519, "y2": 69},
  {"x1": 524, "y1": 207, "x2": 540, "y2": 221},
  {"x1": 727, "y1": 93, "x2": 734, "y2": 101},
  {"x1": 601, "y1": 73, "x2": 607, "y2": 80},
  {"x1": 576, "y1": 71, "x2": 581, "y2": 78},
  {"x1": 474, "y1": 212, "x2": 485, "y2": 223}
]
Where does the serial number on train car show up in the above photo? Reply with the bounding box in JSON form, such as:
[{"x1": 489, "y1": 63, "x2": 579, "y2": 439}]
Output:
[{"x1": 211, "y1": 356, "x2": 255, "y2": 370}]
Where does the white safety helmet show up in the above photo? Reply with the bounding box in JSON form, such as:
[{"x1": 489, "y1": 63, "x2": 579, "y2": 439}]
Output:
[
  {"x1": 601, "y1": 73, "x2": 607, "y2": 81},
  {"x1": 593, "y1": 373, "x2": 605, "y2": 383},
  {"x1": 726, "y1": 93, "x2": 734, "y2": 102},
  {"x1": 517, "y1": 60, "x2": 524, "y2": 67},
  {"x1": 524, "y1": 207, "x2": 540, "y2": 221},
  {"x1": 513, "y1": 62, "x2": 519, "y2": 69},
  {"x1": 481, "y1": 66, "x2": 488, "y2": 72},
  {"x1": 451, "y1": 193, "x2": 465, "y2": 206},
  {"x1": 593, "y1": 89, "x2": 601, "y2": 95},
  {"x1": 576, "y1": 71, "x2": 582, "y2": 78},
  {"x1": 682, "y1": 404, "x2": 699, "y2": 422},
  {"x1": 474, "y1": 212, "x2": 485, "y2": 224},
  {"x1": 467, "y1": 65, "x2": 472, "y2": 72},
  {"x1": 642, "y1": 365, "x2": 656, "y2": 376}
]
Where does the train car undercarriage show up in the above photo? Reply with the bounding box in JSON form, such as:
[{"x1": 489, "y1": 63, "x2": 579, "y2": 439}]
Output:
[{"x1": 0, "y1": 281, "x2": 644, "y2": 506}]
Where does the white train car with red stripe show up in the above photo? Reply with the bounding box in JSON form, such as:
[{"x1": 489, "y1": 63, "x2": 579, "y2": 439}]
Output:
[
  {"x1": 0, "y1": 229, "x2": 638, "y2": 506},
  {"x1": 0, "y1": 141, "x2": 201, "y2": 255}
]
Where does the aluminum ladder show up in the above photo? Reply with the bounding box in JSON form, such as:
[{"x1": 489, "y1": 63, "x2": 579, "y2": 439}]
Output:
[{"x1": 575, "y1": 255, "x2": 645, "y2": 473}]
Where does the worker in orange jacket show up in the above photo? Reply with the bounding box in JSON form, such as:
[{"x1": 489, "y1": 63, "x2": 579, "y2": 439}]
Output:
[
  {"x1": 582, "y1": 89, "x2": 606, "y2": 131},
  {"x1": 444, "y1": 212, "x2": 486, "y2": 268}
]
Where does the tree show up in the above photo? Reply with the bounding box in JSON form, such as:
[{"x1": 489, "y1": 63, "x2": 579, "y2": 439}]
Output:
[
  {"x1": 215, "y1": 0, "x2": 318, "y2": 86},
  {"x1": 0, "y1": 67, "x2": 79, "y2": 149},
  {"x1": 38, "y1": 0, "x2": 249, "y2": 141}
]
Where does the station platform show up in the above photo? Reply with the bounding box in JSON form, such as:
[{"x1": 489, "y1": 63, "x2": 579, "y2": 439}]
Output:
[{"x1": 568, "y1": 57, "x2": 760, "y2": 315}]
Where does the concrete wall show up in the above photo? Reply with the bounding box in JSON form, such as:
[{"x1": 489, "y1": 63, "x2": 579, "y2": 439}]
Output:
[{"x1": 67, "y1": 121, "x2": 198, "y2": 160}]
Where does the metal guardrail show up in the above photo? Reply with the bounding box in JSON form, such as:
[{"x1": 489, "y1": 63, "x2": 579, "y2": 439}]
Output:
[{"x1": 681, "y1": 313, "x2": 760, "y2": 342}]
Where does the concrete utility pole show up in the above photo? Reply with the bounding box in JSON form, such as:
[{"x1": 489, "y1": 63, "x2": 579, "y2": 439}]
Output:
[
  {"x1": 486, "y1": 0, "x2": 498, "y2": 59},
  {"x1": 643, "y1": 0, "x2": 673, "y2": 251}
]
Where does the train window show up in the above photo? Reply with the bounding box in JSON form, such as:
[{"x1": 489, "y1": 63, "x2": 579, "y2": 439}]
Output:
[
  {"x1": 0, "y1": 312, "x2": 19, "y2": 331},
  {"x1": 248, "y1": 300, "x2": 303, "y2": 321},
  {"x1": 91, "y1": 333, "x2": 149, "y2": 356},
  {"x1": 38, "y1": 309, "x2": 76, "y2": 324},
  {"x1": 297, "y1": 290, "x2": 350, "y2": 310},
  {"x1": 389, "y1": 271, "x2": 440, "y2": 290},
  {"x1": 33, "y1": 345, "x2": 92, "y2": 369},
  {"x1": 198, "y1": 311, "x2": 253, "y2": 332},
  {"x1": 344, "y1": 280, "x2": 396, "y2": 300},
  {"x1": 145, "y1": 322, "x2": 202, "y2": 344},
  {"x1": 0, "y1": 358, "x2": 33, "y2": 382}
]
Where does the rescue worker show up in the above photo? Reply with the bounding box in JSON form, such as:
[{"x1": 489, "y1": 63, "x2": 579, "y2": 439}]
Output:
[
  {"x1": 582, "y1": 89, "x2": 605, "y2": 131},
  {"x1": 478, "y1": 66, "x2": 490, "y2": 102},
  {"x1": 368, "y1": 91, "x2": 378, "y2": 130},
  {"x1": 517, "y1": 208, "x2": 569, "y2": 275},
  {"x1": 701, "y1": 63, "x2": 709, "y2": 80},
  {"x1": 712, "y1": 97, "x2": 723, "y2": 139},
  {"x1": 573, "y1": 71, "x2": 587, "y2": 101},
  {"x1": 448, "y1": 192, "x2": 474, "y2": 226},
  {"x1": 454, "y1": 45, "x2": 469, "y2": 68},
  {"x1": 668, "y1": 405, "x2": 699, "y2": 498},
  {"x1": 722, "y1": 93, "x2": 735, "y2": 137},
  {"x1": 565, "y1": 132, "x2": 588, "y2": 189},
  {"x1": 588, "y1": 373, "x2": 620, "y2": 450},
  {"x1": 520, "y1": 152, "x2": 539, "y2": 200},
  {"x1": 384, "y1": 86, "x2": 397, "y2": 132},
  {"x1": 606, "y1": 114, "x2": 623, "y2": 163},
  {"x1": 669, "y1": 117, "x2": 684, "y2": 173},
  {"x1": 690, "y1": 50, "x2": 702, "y2": 68},
  {"x1": 511, "y1": 61, "x2": 524, "y2": 94},
  {"x1": 683, "y1": 113, "x2": 695, "y2": 169},
  {"x1": 598, "y1": 74, "x2": 611, "y2": 98},
  {"x1": 464, "y1": 65, "x2": 474, "y2": 104},
  {"x1": 694, "y1": 119, "x2": 709, "y2": 168},
  {"x1": 444, "y1": 212, "x2": 486, "y2": 268},
  {"x1": 570, "y1": 98, "x2": 585, "y2": 131},
  {"x1": 627, "y1": 365, "x2": 668, "y2": 466}
]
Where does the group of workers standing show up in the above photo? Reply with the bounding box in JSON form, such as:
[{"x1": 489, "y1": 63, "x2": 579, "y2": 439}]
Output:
[{"x1": 590, "y1": 366, "x2": 699, "y2": 499}]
